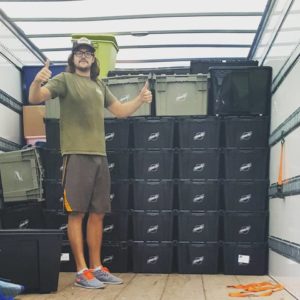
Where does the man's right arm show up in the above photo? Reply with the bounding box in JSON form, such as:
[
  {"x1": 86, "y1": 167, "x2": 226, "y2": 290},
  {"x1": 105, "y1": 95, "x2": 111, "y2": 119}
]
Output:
[{"x1": 29, "y1": 60, "x2": 52, "y2": 104}]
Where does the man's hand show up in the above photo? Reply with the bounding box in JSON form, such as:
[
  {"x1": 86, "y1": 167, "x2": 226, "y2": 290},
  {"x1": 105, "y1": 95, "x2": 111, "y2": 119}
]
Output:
[
  {"x1": 138, "y1": 81, "x2": 152, "y2": 104},
  {"x1": 33, "y1": 59, "x2": 52, "y2": 85}
]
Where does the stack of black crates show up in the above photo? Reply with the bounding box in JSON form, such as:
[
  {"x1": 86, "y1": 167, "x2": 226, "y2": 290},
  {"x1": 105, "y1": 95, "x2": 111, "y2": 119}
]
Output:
[
  {"x1": 130, "y1": 117, "x2": 175, "y2": 273},
  {"x1": 176, "y1": 116, "x2": 221, "y2": 274},
  {"x1": 40, "y1": 107, "x2": 73, "y2": 271},
  {"x1": 104, "y1": 119, "x2": 131, "y2": 273},
  {"x1": 208, "y1": 66, "x2": 271, "y2": 275}
]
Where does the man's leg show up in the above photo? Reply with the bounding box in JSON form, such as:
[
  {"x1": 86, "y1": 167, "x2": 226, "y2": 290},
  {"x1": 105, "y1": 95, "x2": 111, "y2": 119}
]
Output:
[
  {"x1": 87, "y1": 213, "x2": 123, "y2": 285},
  {"x1": 87, "y1": 212, "x2": 104, "y2": 269},
  {"x1": 67, "y1": 212, "x2": 87, "y2": 271},
  {"x1": 68, "y1": 212, "x2": 105, "y2": 289}
]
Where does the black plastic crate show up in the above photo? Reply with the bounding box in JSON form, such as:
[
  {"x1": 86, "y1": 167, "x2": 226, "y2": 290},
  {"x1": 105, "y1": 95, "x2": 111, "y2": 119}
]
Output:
[
  {"x1": 209, "y1": 66, "x2": 271, "y2": 116},
  {"x1": 223, "y1": 242, "x2": 267, "y2": 275},
  {"x1": 0, "y1": 203, "x2": 44, "y2": 229},
  {"x1": 223, "y1": 211, "x2": 268, "y2": 242},
  {"x1": 224, "y1": 148, "x2": 269, "y2": 179},
  {"x1": 178, "y1": 211, "x2": 219, "y2": 242},
  {"x1": 110, "y1": 180, "x2": 130, "y2": 211},
  {"x1": 45, "y1": 118, "x2": 60, "y2": 150},
  {"x1": 60, "y1": 241, "x2": 76, "y2": 272},
  {"x1": 60, "y1": 241, "x2": 89, "y2": 272},
  {"x1": 223, "y1": 116, "x2": 269, "y2": 148},
  {"x1": 177, "y1": 242, "x2": 219, "y2": 274},
  {"x1": 103, "y1": 211, "x2": 129, "y2": 241},
  {"x1": 178, "y1": 149, "x2": 220, "y2": 179},
  {"x1": 43, "y1": 210, "x2": 68, "y2": 240},
  {"x1": 44, "y1": 179, "x2": 64, "y2": 210},
  {"x1": 132, "y1": 210, "x2": 173, "y2": 241},
  {"x1": 102, "y1": 241, "x2": 129, "y2": 273},
  {"x1": 132, "y1": 180, "x2": 174, "y2": 210},
  {"x1": 104, "y1": 119, "x2": 130, "y2": 150},
  {"x1": 132, "y1": 117, "x2": 175, "y2": 148},
  {"x1": 177, "y1": 117, "x2": 221, "y2": 148},
  {"x1": 107, "y1": 150, "x2": 130, "y2": 180},
  {"x1": 190, "y1": 58, "x2": 258, "y2": 74},
  {"x1": 133, "y1": 149, "x2": 174, "y2": 179},
  {"x1": 223, "y1": 180, "x2": 268, "y2": 211},
  {"x1": 178, "y1": 180, "x2": 220, "y2": 210},
  {"x1": 0, "y1": 229, "x2": 63, "y2": 293},
  {"x1": 39, "y1": 148, "x2": 63, "y2": 180},
  {"x1": 132, "y1": 241, "x2": 173, "y2": 273}
]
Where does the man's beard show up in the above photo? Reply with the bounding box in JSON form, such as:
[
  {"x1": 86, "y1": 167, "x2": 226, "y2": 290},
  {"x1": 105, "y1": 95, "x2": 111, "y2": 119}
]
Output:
[{"x1": 76, "y1": 65, "x2": 91, "y2": 72}]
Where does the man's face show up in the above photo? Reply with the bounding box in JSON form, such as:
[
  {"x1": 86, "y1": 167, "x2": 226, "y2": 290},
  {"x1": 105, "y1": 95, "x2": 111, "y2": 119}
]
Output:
[{"x1": 73, "y1": 46, "x2": 95, "y2": 72}]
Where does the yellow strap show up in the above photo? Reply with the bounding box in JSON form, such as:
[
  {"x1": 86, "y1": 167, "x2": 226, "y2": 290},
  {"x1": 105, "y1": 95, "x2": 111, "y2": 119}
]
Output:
[{"x1": 278, "y1": 139, "x2": 285, "y2": 186}]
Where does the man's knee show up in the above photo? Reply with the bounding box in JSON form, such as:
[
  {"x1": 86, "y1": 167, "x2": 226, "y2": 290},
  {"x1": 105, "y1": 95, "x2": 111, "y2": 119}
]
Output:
[
  {"x1": 88, "y1": 212, "x2": 105, "y2": 222},
  {"x1": 68, "y1": 212, "x2": 85, "y2": 221}
]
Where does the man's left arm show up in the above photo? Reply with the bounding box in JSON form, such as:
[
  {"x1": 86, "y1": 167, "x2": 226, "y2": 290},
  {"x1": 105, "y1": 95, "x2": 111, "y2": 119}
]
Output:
[{"x1": 107, "y1": 81, "x2": 152, "y2": 118}]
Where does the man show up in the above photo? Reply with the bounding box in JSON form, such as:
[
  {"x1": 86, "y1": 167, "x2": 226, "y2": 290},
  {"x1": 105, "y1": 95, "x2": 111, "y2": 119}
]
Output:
[{"x1": 29, "y1": 37, "x2": 152, "y2": 289}]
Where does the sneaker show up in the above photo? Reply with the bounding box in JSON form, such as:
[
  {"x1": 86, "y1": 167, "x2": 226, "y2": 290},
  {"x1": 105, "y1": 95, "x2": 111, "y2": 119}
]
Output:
[
  {"x1": 92, "y1": 267, "x2": 123, "y2": 285},
  {"x1": 74, "y1": 269, "x2": 105, "y2": 289},
  {"x1": 0, "y1": 280, "x2": 24, "y2": 298}
]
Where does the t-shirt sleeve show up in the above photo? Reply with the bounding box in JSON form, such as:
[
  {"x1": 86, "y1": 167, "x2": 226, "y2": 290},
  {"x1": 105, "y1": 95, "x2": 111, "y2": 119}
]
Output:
[{"x1": 44, "y1": 72, "x2": 67, "y2": 99}]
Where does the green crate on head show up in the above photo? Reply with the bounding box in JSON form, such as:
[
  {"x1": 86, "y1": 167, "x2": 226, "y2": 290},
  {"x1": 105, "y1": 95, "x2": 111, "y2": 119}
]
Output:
[
  {"x1": 0, "y1": 148, "x2": 44, "y2": 203},
  {"x1": 72, "y1": 34, "x2": 119, "y2": 79},
  {"x1": 45, "y1": 97, "x2": 60, "y2": 119},
  {"x1": 103, "y1": 75, "x2": 151, "y2": 118},
  {"x1": 154, "y1": 74, "x2": 208, "y2": 116}
]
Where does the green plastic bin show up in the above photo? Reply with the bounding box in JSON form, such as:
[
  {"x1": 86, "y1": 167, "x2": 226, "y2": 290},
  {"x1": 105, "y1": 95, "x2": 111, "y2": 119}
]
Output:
[
  {"x1": 72, "y1": 34, "x2": 119, "y2": 78},
  {"x1": 154, "y1": 74, "x2": 208, "y2": 116},
  {"x1": 0, "y1": 148, "x2": 44, "y2": 202},
  {"x1": 103, "y1": 75, "x2": 151, "y2": 118}
]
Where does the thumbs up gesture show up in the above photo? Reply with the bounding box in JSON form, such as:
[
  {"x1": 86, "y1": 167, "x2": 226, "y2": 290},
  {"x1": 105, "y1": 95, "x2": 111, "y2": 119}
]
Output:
[
  {"x1": 139, "y1": 81, "x2": 152, "y2": 104},
  {"x1": 34, "y1": 59, "x2": 52, "y2": 85}
]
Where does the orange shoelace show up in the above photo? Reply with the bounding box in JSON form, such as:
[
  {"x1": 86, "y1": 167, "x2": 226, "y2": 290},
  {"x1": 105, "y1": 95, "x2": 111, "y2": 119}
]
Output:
[
  {"x1": 228, "y1": 282, "x2": 284, "y2": 297},
  {"x1": 83, "y1": 269, "x2": 95, "y2": 280}
]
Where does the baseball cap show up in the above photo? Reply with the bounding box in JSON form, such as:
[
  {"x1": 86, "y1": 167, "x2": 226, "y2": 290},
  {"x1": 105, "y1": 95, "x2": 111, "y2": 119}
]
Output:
[{"x1": 72, "y1": 37, "x2": 95, "y2": 52}]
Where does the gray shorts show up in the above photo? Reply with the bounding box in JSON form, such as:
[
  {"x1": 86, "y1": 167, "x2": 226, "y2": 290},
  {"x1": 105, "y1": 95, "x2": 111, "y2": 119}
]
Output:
[{"x1": 62, "y1": 154, "x2": 111, "y2": 213}]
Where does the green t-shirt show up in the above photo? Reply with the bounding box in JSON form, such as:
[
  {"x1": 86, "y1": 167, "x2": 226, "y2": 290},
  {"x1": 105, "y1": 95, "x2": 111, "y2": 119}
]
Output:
[{"x1": 45, "y1": 72, "x2": 116, "y2": 156}]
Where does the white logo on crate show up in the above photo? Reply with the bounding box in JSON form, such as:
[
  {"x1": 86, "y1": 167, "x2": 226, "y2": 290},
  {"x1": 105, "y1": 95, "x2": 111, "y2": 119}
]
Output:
[
  {"x1": 192, "y1": 256, "x2": 204, "y2": 265},
  {"x1": 19, "y1": 219, "x2": 29, "y2": 229},
  {"x1": 147, "y1": 225, "x2": 159, "y2": 234},
  {"x1": 103, "y1": 255, "x2": 114, "y2": 264},
  {"x1": 193, "y1": 224, "x2": 205, "y2": 233},
  {"x1": 104, "y1": 224, "x2": 114, "y2": 233},
  {"x1": 239, "y1": 194, "x2": 252, "y2": 203},
  {"x1": 193, "y1": 163, "x2": 205, "y2": 172},
  {"x1": 14, "y1": 171, "x2": 23, "y2": 182},
  {"x1": 105, "y1": 132, "x2": 115, "y2": 141},
  {"x1": 110, "y1": 193, "x2": 115, "y2": 201},
  {"x1": 148, "y1": 194, "x2": 159, "y2": 203},
  {"x1": 176, "y1": 93, "x2": 188, "y2": 102},
  {"x1": 240, "y1": 163, "x2": 252, "y2": 172},
  {"x1": 193, "y1": 132, "x2": 206, "y2": 141},
  {"x1": 148, "y1": 163, "x2": 159, "y2": 172},
  {"x1": 59, "y1": 224, "x2": 68, "y2": 231},
  {"x1": 148, "y1": 132, "x2": 160, "y2": 141},
  {"x1": 239, "y1": 225, "x2": 251, "y2": 235},
  {"x1": 193, "y1": 194, "x2": 205, "y2": 203},
  {"x1": 240, "y1": 131, "x2": 253, "y2": 141},
  {"x1": 108, "y1": 162, "x2": 115, "y2": 170},
  {"x1": 147, "y1": 255, "x2": 159, "y2": 264},
  {"x1": 120, "y1": 95, "x2": 130, "y2": 102}
]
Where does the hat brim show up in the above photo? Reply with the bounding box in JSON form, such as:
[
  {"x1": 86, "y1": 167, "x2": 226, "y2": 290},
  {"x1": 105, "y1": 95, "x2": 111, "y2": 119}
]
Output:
[{"x1": 72, "y1": 44, "x2": 95, "y2": 52}]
